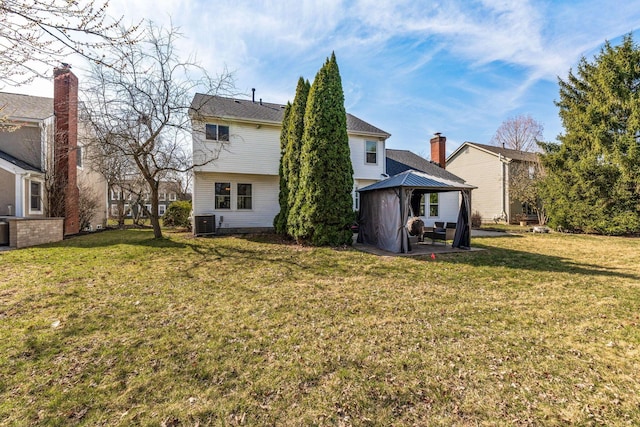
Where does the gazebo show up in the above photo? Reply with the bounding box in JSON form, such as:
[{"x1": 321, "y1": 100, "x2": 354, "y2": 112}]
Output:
[{"x1": 357, "y1": 170, "x2": 476, "y2": 254}]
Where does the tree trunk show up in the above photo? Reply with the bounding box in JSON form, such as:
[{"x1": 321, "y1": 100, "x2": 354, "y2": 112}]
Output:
[{"x1": 148, "y1": 181, "x2": 163, "y2": 238}]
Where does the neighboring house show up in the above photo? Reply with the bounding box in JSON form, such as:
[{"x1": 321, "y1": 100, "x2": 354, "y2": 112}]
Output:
[
  {"x1": 0, "y1": 66, "x2": 108, "y2": 236},
  {"x1": 190, "y1": 94, "x2": 390, "y2": 233},
  {"x1": 108, "y1": 180, "x2": 184, "y2": 220},
  {"x1": 446, "y1": 141, "x2": 539, "y2": 224},
  {"x1": 385, "y1": 133, "x2": 468, "y2": 227}
]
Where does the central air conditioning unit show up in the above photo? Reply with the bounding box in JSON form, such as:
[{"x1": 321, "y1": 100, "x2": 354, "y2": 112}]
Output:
[{"x1": 194, "y1": 215, "x2": 216, "y2": 236}]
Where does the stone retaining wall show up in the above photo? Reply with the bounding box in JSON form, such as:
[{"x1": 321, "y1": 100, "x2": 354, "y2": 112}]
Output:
[{"x1": 8, "y1": 218, "x2": 64, "y2": 249}]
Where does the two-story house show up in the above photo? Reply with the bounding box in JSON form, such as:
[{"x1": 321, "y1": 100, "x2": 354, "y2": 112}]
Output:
[
  {"x1": 446, "y1": 141, "x2": 539, "y2": 224},
  {"x1": 108, "y1": 180, "x2": 183, "y2": 221},
  {"x1": 0, "y1": 66, "x2": 107, "y2": 243},
  {"x1": 190, "y1": 94, "x2": 390, "y2": 233}
]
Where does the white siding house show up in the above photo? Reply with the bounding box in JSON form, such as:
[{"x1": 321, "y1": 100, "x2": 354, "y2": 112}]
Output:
[{"x1": 190, "y1": 94, "x2": 390, "y2": 233}]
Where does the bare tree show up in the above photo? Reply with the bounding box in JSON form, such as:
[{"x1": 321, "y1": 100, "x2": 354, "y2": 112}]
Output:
[
  {"x1": 491, "y1": 114, "x2": 543, "y2": 152},
  {"x1": 508, "y1": 157, "x2": 548, "y2": 225},
  {"x1": 82, "y1": 21, "x2": 233, "y2": 238},
  {"x1": 78, "y1": 180, "x2": 102, "y2": 231},
  {"x1": 0, "y1": 0, "x2": 141, "y2": 86}
]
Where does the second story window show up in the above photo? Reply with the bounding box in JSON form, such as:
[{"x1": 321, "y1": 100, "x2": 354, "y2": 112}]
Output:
[
  {"x1": 205, "y1": 124, "x2": 230, "y2": 141},
  {"x1": 365, "y1": 141, "x2": 377, "y2": 164}
]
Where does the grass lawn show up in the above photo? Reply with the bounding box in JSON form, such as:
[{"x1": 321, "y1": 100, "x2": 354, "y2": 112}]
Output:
[{"x1": 1, "y1": 230, "x2": 639, "y2": 425}]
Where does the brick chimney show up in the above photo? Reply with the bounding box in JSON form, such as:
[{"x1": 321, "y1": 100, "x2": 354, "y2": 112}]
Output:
[
  {"x1": 53, "y1": 65, "x2": 80, "y2": 235},
  {"x1": 430, "y1": 132, "x2": 446, "y2": 169}
]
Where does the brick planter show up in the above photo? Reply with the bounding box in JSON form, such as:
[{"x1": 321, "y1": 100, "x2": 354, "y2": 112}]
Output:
[{"x1": 8, "y1": 218, "x2": 64, "y2": 249}]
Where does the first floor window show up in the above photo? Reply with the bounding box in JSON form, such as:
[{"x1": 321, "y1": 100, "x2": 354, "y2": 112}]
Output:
[
  {"x1": 205, "y1": 124, "x2": 230, "y2": 141},
  {"x1": 237, "y1": 183, "x2": 252, "y2": 209},
  {"x1": 215, "y1": 182, "x2": 231, "y2": 209},
  {"x1": 429, "y1": 193, "x2": 439, "y2": 217},
  {"x1": 30, "y1": 181, "x2": 42, "y2": 212},
  {"x1": 419, "y1": 195, "x2": 426, "y2": 216},
  {"x1": 365, "y1": 140, "x2": 377, "y2": 164},
  {"x1": 110, "y1": 204, "x2": 118, "y2": 216},
  {"x1": 158, "y1": 204, "x2": 166, "y2": 216},
  {"x1": 124, "y1": 204, "x2": 131, "y2": 217},
  {"x1": 354, "y1": 187, "x2": 360, "y2": 211},
  {"x1": 144, "y1": 204, "x2": 152, "y2": 216}
]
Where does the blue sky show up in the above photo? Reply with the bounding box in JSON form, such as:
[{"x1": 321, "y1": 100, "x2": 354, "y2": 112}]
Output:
[{"x1": 11, "y1": 0, "x2": 640, "y2": 158}]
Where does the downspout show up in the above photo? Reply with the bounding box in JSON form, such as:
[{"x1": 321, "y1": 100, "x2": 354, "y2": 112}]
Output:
[{"x1": 499, "y1": 153, "x2": 507, "y2": 222}]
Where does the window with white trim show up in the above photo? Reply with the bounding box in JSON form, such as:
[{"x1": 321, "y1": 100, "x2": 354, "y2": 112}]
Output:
[
  {"x1": 418, "y1": 193, "x2": 439, "y2": 217},
  {"x1": 159, "y1": 192, "x2": 166, "y2": 201},
  {"x1": 110, "y1": 204, "x2": 118, "y2": 216},
  {"x1": 429, "y1": 193, "x2": 439, "y2": 217},
  {"x1": 169, "y1": 192, "x2": 177, "y2": 201},
  {"x1": 124, "y1": 203, "x2": 132, "y2": 217},
  {"x1": 158, "y1": 204, "x2": 166, "y2": 216},
  {"x1": 365, "y1": 141, "x2": 377, "y2": 164},
  {"x1": 144, "y1": 204, "x2": 152, "y2": 217},
  {"x1": 354, "y1": 187, "x2": 360, "y2": 211},
  {"x1": 111, "y1": 189, "x2": 120, "y2": 200},
  {"x1": 29, "y1": 180, "x2": 42, "y2": 213},
  {"x1": 237, "y1": 184, "x2": 252, "y2": 210},
  {"x1": 215, "y1": 182, "x2": 231, "y2": 209},
  {"x1": 205, "y1": 124, "x2": 230, "y2": 141}
]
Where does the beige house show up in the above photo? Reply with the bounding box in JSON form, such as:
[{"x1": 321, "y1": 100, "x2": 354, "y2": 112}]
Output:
[
  {"x1": 0, "y1": 67, "x2": 108, "y2": 247},
  {"x1": 446, "y1": 142, "x2": 538, "y2": 224}
]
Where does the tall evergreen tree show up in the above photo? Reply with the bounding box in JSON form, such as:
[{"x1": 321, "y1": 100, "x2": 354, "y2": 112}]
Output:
[
  {"x1": 291, "y1": 53, "x2": 354, "y2": 245},
  {"x1": 273, "y1": 101, "x2": 292, "y2": 234},
  {"x1": 284, "y1": 78, "x2": 311, "y2": 237},
  {"x1": 540, "y1": 34, "x2": 640, "y2": 234}
]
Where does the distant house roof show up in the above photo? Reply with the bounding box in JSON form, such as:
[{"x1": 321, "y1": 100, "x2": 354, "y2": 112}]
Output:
[
  {"x1": 447, "y1": 141, "x2": 539, "y2": 163},
  {"x1": 0, "y1": 92, "x2": 53, "y2": 121},
  {"x1": 190, "y1": 93, "x2": 391, "y2": 138},
  {"x1": 359, "y1": 169, "x2": 475, "y2": 193},
  {"x1": 0, "y1": 149, "x2": 42, "y2": 173},
  {"x1": 386, "y1": 148, "x2": 465, "y2": 183}
]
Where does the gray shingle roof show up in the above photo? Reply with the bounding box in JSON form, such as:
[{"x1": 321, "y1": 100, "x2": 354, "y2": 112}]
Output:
[
  {"x1": 458, "y1": 142, "x2": 539, "y2": 162},
  {"x1": 386, "y1": 149, "x2": 465, "y2": 183},
  {"x1": 191, "y1": 93, "x2": 390, "y2": 137},
  {"x1": 0, "y1": 92, "x2": 53, "y2": 121},
  {"x1": 359, "y1": 169, "x2": 475, "y2": 193},
  {"x1": 0, "y1": 149, "x2": 42, "y2": 172}
]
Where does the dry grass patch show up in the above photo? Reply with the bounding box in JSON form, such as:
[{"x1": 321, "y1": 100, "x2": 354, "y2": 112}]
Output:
[{"x1": 1, "y1": 230, "x2": 639, "y2": 425}]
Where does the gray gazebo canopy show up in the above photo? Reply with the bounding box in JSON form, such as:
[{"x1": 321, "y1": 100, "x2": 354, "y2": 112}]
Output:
[{"x1": 357, "y1": 169, "x2": 476, "y2": 254}]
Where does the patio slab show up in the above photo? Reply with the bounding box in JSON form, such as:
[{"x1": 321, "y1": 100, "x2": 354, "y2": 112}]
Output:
[{"x1": 352, "y1": 228, "x2": 516, "y2": 257}]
